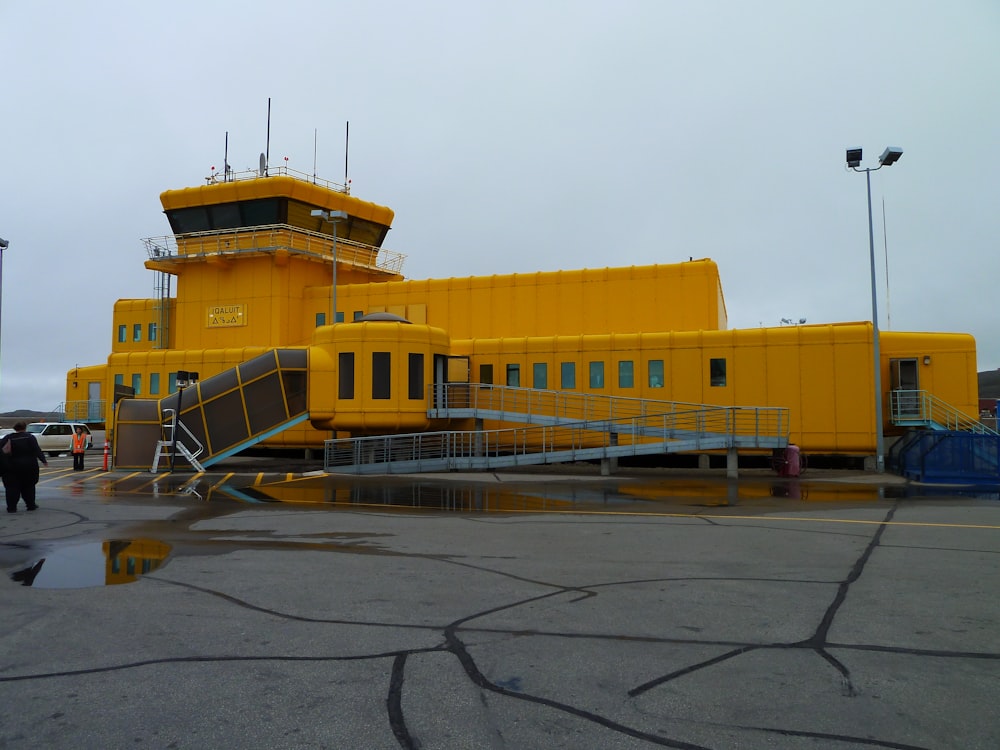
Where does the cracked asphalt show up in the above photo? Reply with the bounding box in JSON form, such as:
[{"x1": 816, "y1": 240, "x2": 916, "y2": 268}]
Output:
[{"x1": 1, "y1": 457, "x2": 998, "y2": 749}]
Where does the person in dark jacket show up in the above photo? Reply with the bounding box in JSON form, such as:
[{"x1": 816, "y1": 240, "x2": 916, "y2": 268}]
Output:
[{"x1": 1, "y1": 422, "x2": 49, "y2": 512}]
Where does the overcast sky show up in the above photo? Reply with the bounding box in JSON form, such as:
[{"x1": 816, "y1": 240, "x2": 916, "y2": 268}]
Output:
[{"x1": 1, "y1": 1, "x2": 998, "y2": 412}]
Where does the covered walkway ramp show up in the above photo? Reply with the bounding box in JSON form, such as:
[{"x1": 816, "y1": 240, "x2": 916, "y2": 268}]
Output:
[{"x1": 325, "y1": 384, "x2": 789, "y2": 475}]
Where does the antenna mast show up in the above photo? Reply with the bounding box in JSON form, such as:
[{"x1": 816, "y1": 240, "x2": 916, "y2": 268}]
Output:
[
  {"x1": 313, "y1": 128, "x2": 318, "y2": 184},
  {"x1": 344, "y1": 120, "x2": 350, "y2": 192},
  {"x1": 265, "y1": 98, "x2": 271, "y2": 176}
]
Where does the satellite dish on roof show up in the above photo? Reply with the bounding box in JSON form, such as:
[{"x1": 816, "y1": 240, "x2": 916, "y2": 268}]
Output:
[{"x1": 259, "y1": 152, "x2": 267, "y2": 177}]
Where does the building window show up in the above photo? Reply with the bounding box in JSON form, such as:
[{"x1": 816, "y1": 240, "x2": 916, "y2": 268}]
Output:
[
  {"x1": 533, "y1": 363, "x2": 547, "y2": 389},
  {"x1": 618, "y1": 360, "x2": 634, "y2": 388},
  {"x1": 316, "y1": 312, "x2": 326, "y2": 327},
  {"x1": 648, "y1": 360, "x2": 664, "y2": 388},
  {"x1": 480, "y1": 364, "x2": 493, "y2": 385},
  {"x1": 335, "y1": 311, "x2": 344, "y2": 323},
  {"x1": 114, "y1": 374, "x2": 124, "y2": 386},
  {"x1": 132, "y1": 324, "x2": 142, "y2": 342},
  {"x1": 561, "y1": 362, "x2": 576, "y2": 389},
  {"x1": 710, "y1": 358, "x2": 727, "y2": 387},
  {"x1": 118, "y1": 325, "x2": 127, "y2": 343},
  {"x1": 506, "y1": 364, "x2": 520, "y2": 387},
  {"x1": 148, "y1": 322, "x2": 157, "y2": 342},
  {"x1": 167, "y1": 372, "x2": 177, "y2": 394},
  {"x1": 338, "y1": 352, "x2": 355, "y2": 399},
  {"x1": 408, "y1": 353, "x2": 424, "y2": 400},
  {"x1": 149, "y1": 373, "x2": 161, "y2": 395},
  {"x1": 372, "y1": 352, "x2": 391, "y2": 399},
  {"x1": 589, "y1": 361, "x2": 605, "y2": 389},
  {"x1": 353, "y1": 310, "x2": 364, "y2": 321},
  {"x1": 131, "y1": 374, "x2": 141, "y2": 395}
]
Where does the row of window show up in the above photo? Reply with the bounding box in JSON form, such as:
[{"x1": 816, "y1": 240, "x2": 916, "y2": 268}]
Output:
[
  {"x1": 117, "y1": 323, "x2": 158, "y2": 344},
  {"x1": 113, "y1": 372, "x2": 179, "y2": 397},
  {"x1": 338, "y1": 352, "x2": 424, "y2": 400},
  {"x1": 315, "y1": 311, "x2": 370, "y2": 326},
  {"x1": 483, "y1": 358, "x2": 727, "y2": 389},
  {"x1": 118, "y1": 310, "x2": 358, "y2": 343},
  {"x1": 108, "y1": 357, "x2": 728, "y2": 401}
]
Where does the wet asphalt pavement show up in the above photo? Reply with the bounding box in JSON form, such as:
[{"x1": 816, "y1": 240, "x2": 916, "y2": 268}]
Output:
[{"x1": 1, "y1": 455, "x2": 998, "y2": 749}]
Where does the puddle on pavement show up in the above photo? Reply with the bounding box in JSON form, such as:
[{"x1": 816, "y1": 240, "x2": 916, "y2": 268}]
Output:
[
  {"x1": 9, "y1": 538, "x2": 171, "y2": 589},
  {"x1": 198, "y1": 476, "x2": 971, "y2": 512}
]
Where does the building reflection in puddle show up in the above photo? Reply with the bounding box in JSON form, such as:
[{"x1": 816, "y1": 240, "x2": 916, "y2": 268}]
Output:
[
  {"x1": 206, "y1": 476, "x2": 909, "y2": 512},
  {"x1": 8, "y1": 538, "x2": 171, "y2": 589}
]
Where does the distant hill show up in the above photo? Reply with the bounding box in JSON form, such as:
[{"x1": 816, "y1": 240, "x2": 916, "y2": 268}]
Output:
[
  {"x1": 0, "y1": 410, "x2": 58, "y2": 429},
  {"x1": 979, "y1": 370, "x2": 1000, "y2": 400}
]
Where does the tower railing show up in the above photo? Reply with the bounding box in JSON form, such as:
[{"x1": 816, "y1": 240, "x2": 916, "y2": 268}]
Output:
[{"x1": 143, "y1": 225, "x2": 406, "y2": 276}]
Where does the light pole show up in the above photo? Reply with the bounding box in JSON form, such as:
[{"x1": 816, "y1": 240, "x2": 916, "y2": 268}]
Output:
[
  {"x1": 846, "y1": 146, "x2": 903, "y2": 473},
  {"x1": 0, "y1": 236, "x2": 7, "y2": 407},
  {"x1": 310, "y1": 209, "x2": 348, "y2": 324}
]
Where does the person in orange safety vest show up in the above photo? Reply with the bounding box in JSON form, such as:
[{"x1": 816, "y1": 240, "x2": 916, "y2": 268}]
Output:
[{"x1": 71, "y1": 426, "x2": 88, "y2": 471}]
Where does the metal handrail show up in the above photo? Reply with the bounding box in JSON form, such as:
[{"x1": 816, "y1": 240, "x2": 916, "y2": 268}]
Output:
[
  {"x1": 430, "y1": 383, "x2": 790, "y2": 438},
  {"x1": 326, "y1": 406, "x2": 787, "y2": 471},
  {"x1": 202, "y1": 164, "x2": 350, "y2": 193},
  {"x1": 889, "y1": 389, "x2": 998, "y2": 435},
  {"x1": 53, "y1": 400, "x2": 107, "y2": 423},
  {"x1": 327, "y1": 385, "x2": 789, "y2": 471},
  {"x1": 143, "y1": 224, "x2": 406, "y2": 276},
  {"x1": 161, "y1": 408, "x2": 205, "y2": 460}
]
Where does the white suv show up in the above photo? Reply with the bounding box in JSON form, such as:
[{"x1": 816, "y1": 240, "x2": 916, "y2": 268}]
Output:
[{"x1": 25, "y1": 422, "x2": 93, "y2": 457}]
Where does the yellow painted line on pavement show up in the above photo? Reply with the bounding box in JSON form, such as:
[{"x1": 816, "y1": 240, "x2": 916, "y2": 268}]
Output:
[
  {"x1": 210, "y1": 472, "x2": 235, "y2": 488},
  {"x1": 516, "y1": 508, "x2": 1000, "y2": 530},
  {"x1": 177, "y1": 473, "x2": 205, "y2": 491}
]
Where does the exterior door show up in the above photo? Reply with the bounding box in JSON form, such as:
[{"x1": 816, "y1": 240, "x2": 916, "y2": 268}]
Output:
[
  {"x1": 890, "y1": 358, "x2": 920, "y2": 417},
  {"x1": 432, "y1": 355, "x2": 470, "y2": 408},
  {"x1": 88, "y1": 382, "x2": 102, "y2": 420}
]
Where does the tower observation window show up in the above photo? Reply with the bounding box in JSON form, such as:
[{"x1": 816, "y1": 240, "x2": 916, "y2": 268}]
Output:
[{"x1": 166, "y1": 199, "x2": 283, "y2": 234}]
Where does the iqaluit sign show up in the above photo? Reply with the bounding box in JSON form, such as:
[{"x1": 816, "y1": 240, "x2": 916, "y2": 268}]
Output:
[{"x1": 206, "y1": 303, "x2": 246, "y2": 328}]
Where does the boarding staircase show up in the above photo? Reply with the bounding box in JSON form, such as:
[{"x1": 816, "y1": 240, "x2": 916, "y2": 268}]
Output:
[
  {"x1": 113, "y1": 349, "x2": 311, "y2": 471},
  {"x1": 325, "y1": 383, "x2": 790, "y2": 474},
  {"x1": 887, "y1": 390, "x2": 1000, "y2": 483}
]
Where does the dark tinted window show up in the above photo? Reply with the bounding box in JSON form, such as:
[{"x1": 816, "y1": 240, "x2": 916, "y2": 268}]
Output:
[
  {"x1": 710, "y1": 358, "x2": 727, "y2": 387},
  {"x1": 167, "y1": 199, "x2": 282, "y2": 234},
  {"x1": 339, "y1": 352, "x2": 355, "y2": 399},
  {"x1": 372, "y1": 352, "x2": 391, "y2": 400},
  {"x1": 408, "y1": 353, "x2": 424, "y2": 400},
  {"x1": 168, "y1": 207, "x2": 210, "y2": 233}
]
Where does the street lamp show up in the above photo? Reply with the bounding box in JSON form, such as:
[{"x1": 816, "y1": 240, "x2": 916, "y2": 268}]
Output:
[
  {"x1": 310, "y1": 209, "x2": 348, "y2": 324},
  {"x1": 847, "y1": 146, "x2": 903, "y2": 473},
  {"x1": 0, "y1": 236, "x2": 7, "y2": 407}
]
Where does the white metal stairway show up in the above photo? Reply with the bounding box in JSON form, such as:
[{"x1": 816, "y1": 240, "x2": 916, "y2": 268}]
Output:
[{"x1": 151, "y1": 408, "x2": 206, "y2": 473}]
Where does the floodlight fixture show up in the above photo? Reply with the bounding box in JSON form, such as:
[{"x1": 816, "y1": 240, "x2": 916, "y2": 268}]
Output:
[
  {"x1": 311, "y1": 209, "x2": 348, "y2": 221},
  {"x1": 878, "y1": 147, "x2": 903, "y2": 167},
  {"x1": 846, "y1": 148, "x2": 863, "y2": 168},
  {"x1": 0, "y1": 237, "x2": 8, "y2": 249}
]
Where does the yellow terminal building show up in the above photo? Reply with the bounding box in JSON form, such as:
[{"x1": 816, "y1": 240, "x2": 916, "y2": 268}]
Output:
[{"x1": 63, "y1": 162, "x2": 981, "y2": 471}]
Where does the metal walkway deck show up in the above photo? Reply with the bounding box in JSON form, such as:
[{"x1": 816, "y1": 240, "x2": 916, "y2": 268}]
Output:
[{"x1": 325, "y1": 384, "x2": 790, "y2": 474}]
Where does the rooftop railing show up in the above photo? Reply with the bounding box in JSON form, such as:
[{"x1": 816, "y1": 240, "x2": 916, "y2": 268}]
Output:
[
  {"x1": 203, "y1": 164, "x2": 350, "y2": 193},
  {"x1": 143, "y1": 225, "x2": 406, "y2": 276}
]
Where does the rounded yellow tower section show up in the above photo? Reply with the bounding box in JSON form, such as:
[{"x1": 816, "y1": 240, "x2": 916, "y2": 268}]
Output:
[{"x1": 309, "y1": 316, "x2": 451, "y2": 433}]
